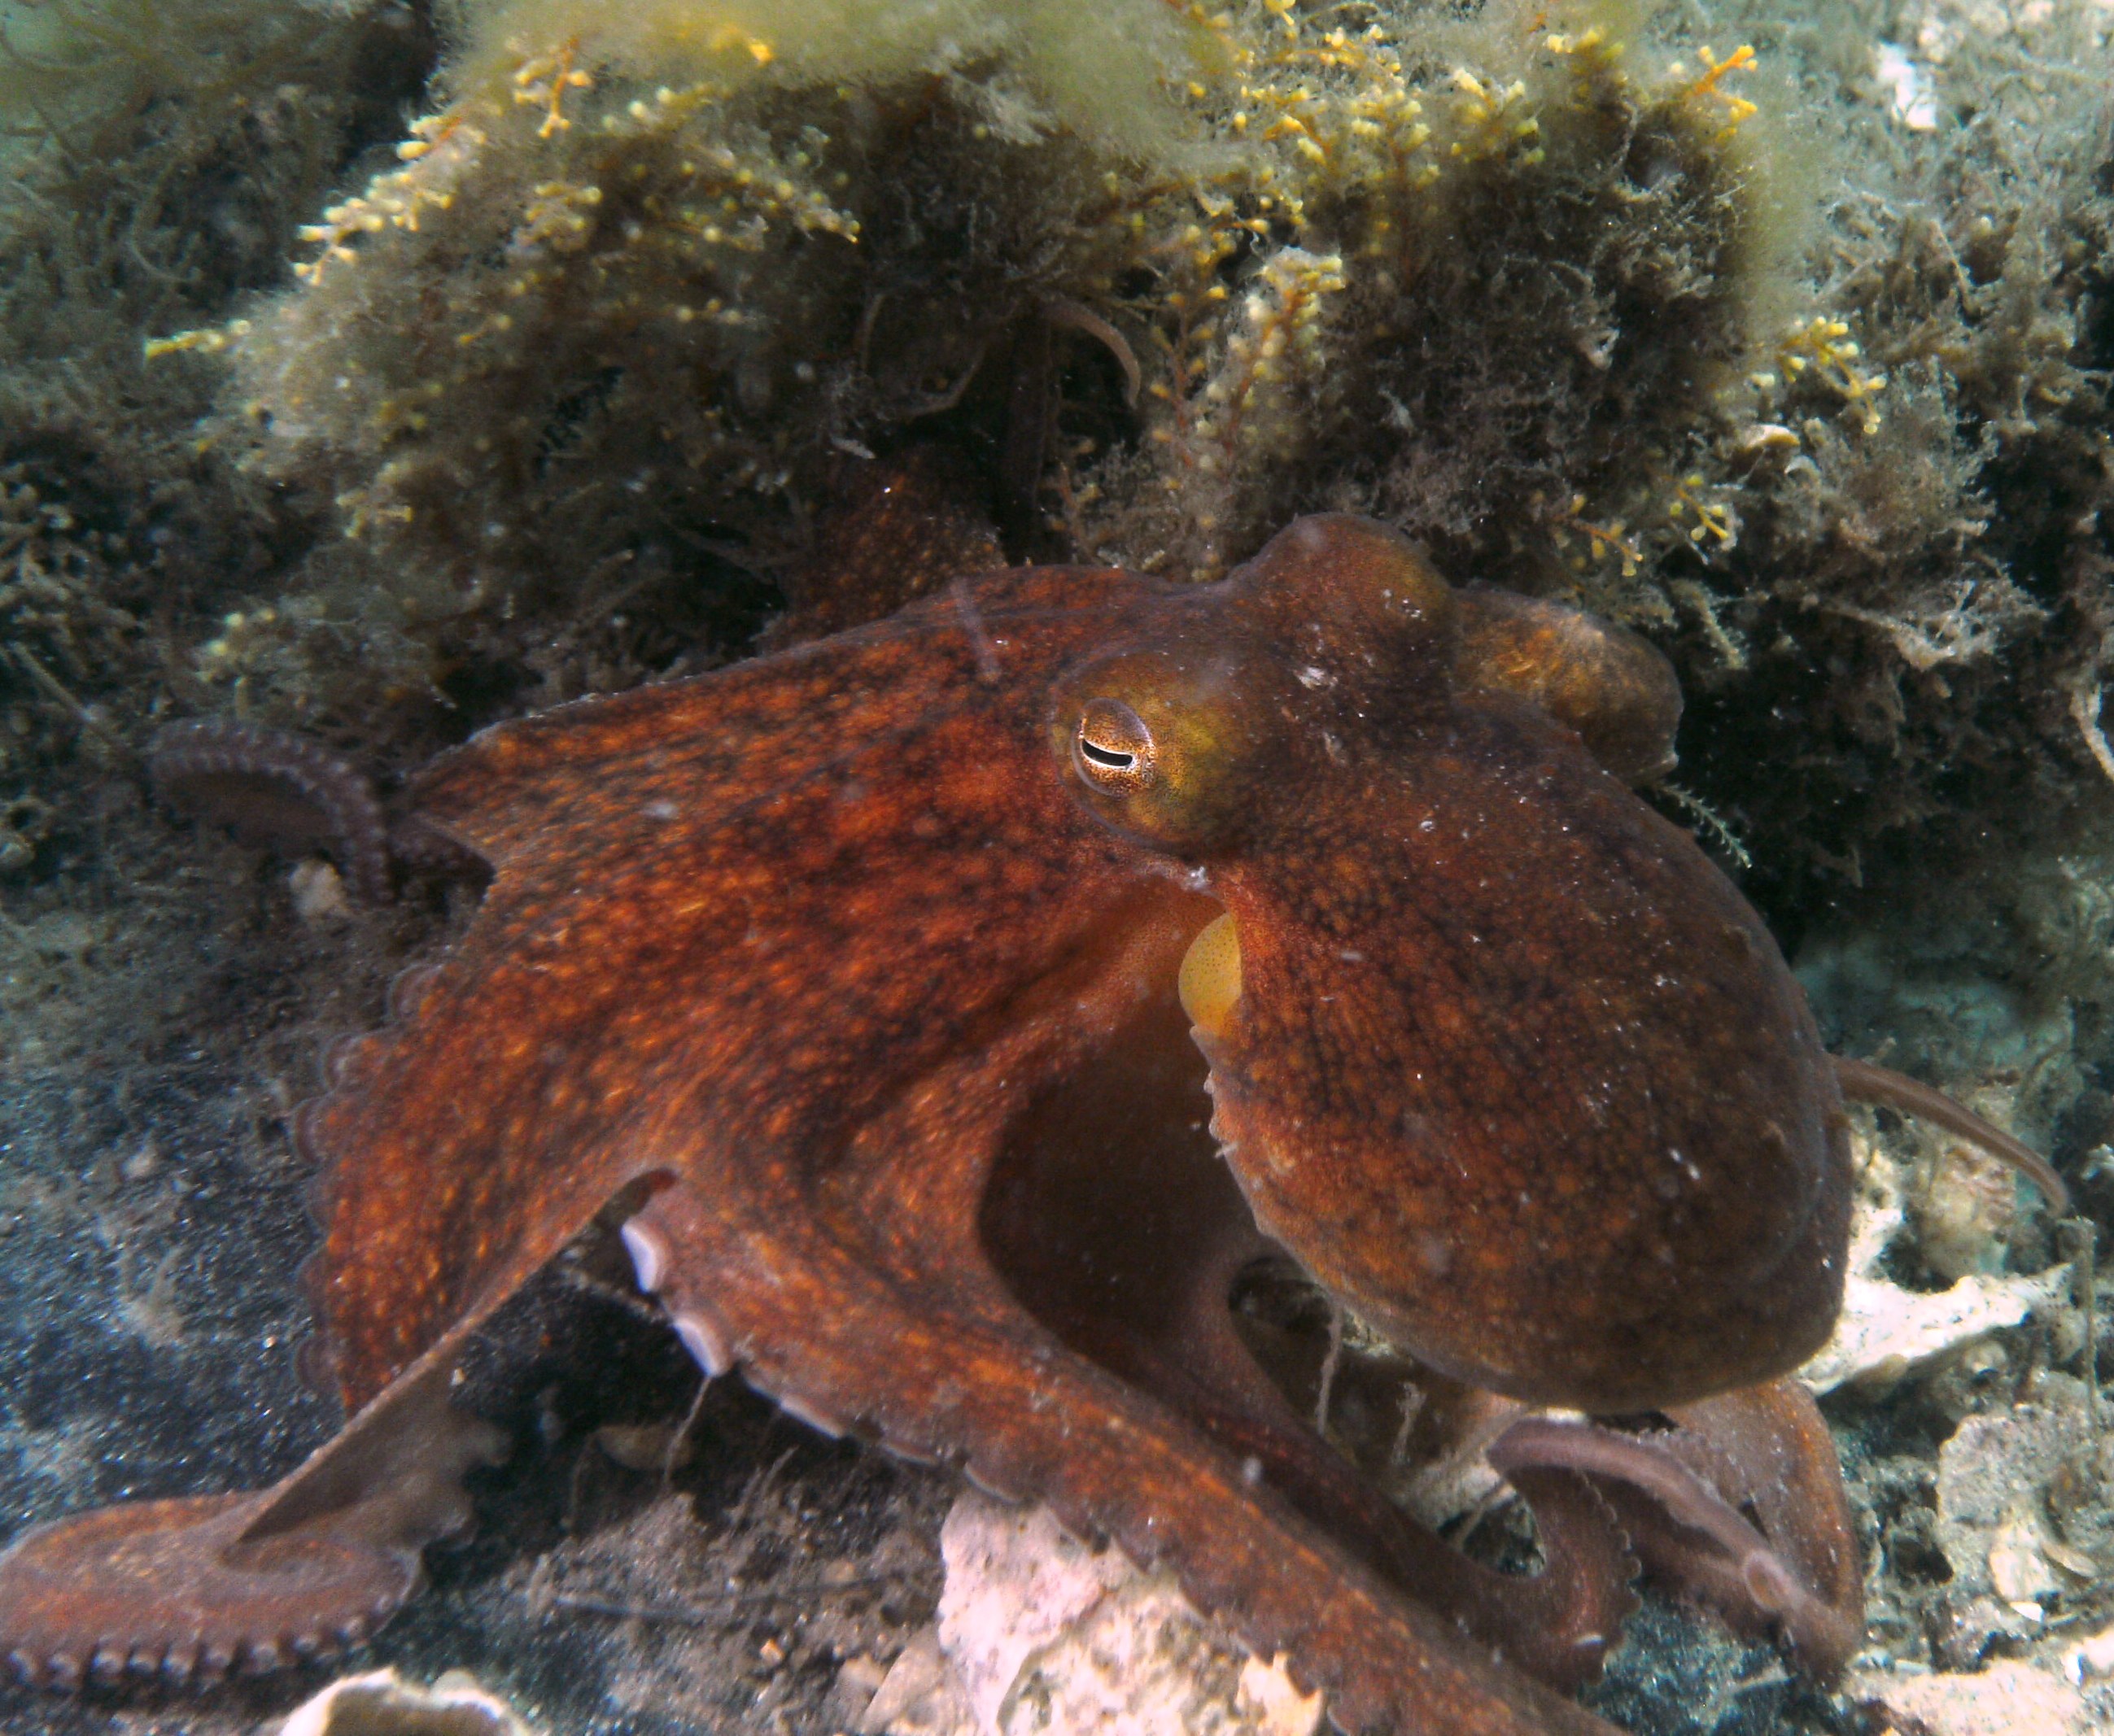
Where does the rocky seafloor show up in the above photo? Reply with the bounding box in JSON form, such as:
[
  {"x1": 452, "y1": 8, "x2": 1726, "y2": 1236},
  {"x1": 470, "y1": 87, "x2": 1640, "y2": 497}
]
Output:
[
  {"x1": 8, "y1": 798, "x2": 2114, "y2": 1736},
  {"x1": 2, "y1": 0, "x2": 2114, "y2": 1732}
]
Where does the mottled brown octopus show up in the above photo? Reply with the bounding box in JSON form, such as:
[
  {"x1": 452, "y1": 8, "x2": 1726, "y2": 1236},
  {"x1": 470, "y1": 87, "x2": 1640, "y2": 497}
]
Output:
[{"x1": 0, "y1": 513, "x2": 2065, "y2": 1734}]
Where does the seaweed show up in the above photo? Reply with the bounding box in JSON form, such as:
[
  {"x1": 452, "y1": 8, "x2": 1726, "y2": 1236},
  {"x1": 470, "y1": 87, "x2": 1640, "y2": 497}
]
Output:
[
  {"x1": 145, "y1": 0, "x2": 1837, "y2": 752},
  {"x1": 0, "y1": 0, "x2": 439, "y2": 879}
]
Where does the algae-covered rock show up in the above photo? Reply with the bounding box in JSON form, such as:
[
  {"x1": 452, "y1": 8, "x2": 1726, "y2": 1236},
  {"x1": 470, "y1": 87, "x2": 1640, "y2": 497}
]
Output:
[{"x1": 179, "y1": 0, "x2": 1825, "y2": 745}]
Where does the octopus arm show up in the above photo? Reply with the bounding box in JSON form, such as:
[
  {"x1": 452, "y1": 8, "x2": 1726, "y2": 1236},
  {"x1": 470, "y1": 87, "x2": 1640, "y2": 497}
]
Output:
[
  {"x1": 0, "y1": 576, "x2": 1156, "y2": 1695},
  {"x1": 299, "y1": 580, "x2": 1169, "y2": 1412},
  {"x1": 1489, "y1": 1380, "x2": 1863, "y2": 1681},
  {"x1": 612, "y1": 909, "x2": 1626, "y2": 1736},
  {"x1": 1834, "y1": 1055, "x2": 2068, "y2": 1210},
  {"x1": 976, "y1": 982, "x2": 1644, "y2": 1698},
  {"x1": 0, "y1": 1339, "x2": 500, "y2": 1690}
]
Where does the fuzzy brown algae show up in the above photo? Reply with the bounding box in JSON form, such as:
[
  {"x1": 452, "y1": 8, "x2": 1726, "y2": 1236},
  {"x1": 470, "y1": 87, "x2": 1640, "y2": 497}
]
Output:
[{"x1": 0, "y1": 516, "x2": 1905, "y2": 1734}]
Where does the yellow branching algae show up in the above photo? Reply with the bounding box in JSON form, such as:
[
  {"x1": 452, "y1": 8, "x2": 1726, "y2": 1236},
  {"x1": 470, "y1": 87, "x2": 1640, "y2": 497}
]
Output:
[
  {"x1": 182, "y1": 0, "x2": 1831, "y2": 720},
  {"x1": 21, "y1": 0, "x2": 2090, "y2": 923}
]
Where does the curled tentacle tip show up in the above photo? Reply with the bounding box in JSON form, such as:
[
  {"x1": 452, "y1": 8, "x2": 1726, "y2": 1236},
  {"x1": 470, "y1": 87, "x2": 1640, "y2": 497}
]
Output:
[
  {"x1": 1488, "y1": 1412, "x2": 1859, "y2": 1682},
  {"x1": 1738, "y1": 1551, "x2": 1862, "y2": 1682},
  {"x1": 148, "y1": 719, "x2": 396, "y2": 907},
  {"x1": 146, "y1": 721, "x2": 492, "y2": 907},
  {"x1": 1739, "y1": 1549, "x2": 1800, "y2": 1614}
]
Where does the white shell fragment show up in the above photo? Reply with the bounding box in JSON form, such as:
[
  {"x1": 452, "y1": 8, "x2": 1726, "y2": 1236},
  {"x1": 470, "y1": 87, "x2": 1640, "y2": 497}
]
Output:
[
  {"x1": 2065, "y1": 1619, "x2": 2114, "y2": 1685},
  {"x1": 1798, "y1": 1123, "x2": 2071, "y2": 1395},
  {"x1": 277, "y1": 1668, "x2": 540, "y2": 1736},
  {"x1": 1801, "y1": 1266, "x2": 2070, "y2": 1394},
  {"x1": 1874, "y1": 41, "x2": 1939, "y2": 129},
  {"x1": 857, "y1": 1490, "x2": 1324, "y2": 1736},
  {"x1": 289, "y1": 858, "x2": 356, "y2": 925},
  {"x1": 1849, "y1": 1660, "x2": 2090, "y2": 1735},
  {"x1": 1935, "y1": 1374, "x2": 2103, "y2": 1622}
]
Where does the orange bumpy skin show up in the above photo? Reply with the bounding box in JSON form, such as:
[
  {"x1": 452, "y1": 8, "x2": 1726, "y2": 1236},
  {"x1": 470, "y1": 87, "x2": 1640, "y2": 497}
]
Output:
[{"x1": 0, "y1": 517, "x2": 1858, "y2": 1734}]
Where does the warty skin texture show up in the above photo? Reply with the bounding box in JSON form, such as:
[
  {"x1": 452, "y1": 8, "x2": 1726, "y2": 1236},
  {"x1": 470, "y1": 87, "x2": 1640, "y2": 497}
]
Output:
[{"x1": 0, "y1": 516, "x2": 1856, "y2": 1734}]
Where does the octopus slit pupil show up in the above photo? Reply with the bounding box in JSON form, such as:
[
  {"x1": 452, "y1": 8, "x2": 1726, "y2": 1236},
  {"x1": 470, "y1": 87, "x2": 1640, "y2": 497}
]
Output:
[{"x1": 1081, "y1": 739, "x2": 1135, "y2": 770}]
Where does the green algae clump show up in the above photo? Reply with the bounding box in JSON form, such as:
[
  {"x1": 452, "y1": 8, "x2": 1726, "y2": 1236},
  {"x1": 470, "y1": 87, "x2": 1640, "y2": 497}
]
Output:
[
  {"x1": 195, "y1": 0, "x2": 1815, "y2": 731},
  {"x1": 112, "y1": 0, "x2": 2114, "y2": 940}
]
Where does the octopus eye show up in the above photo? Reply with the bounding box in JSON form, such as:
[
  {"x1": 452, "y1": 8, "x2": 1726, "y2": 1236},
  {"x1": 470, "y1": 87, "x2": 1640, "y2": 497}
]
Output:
[{"x1": 1075, "y1": 697, "x2": 1156, "y2": 793}]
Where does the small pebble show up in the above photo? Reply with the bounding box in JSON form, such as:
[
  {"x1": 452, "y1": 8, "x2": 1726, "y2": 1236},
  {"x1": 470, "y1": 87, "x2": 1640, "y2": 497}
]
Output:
[{"x1": 290, "y1": 859, "x2": 354, "y2": 925}]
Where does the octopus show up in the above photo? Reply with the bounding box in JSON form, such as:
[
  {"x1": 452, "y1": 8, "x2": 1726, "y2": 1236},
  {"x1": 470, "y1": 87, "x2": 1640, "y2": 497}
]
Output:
[{"x1": 0, "y1": 513, "x2": 2067, "y2": 1734}]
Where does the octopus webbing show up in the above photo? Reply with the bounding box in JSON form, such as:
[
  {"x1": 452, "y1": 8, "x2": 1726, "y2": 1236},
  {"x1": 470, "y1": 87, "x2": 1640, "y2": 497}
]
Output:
[{"x1": 0, "y1": 514, "x2": 2062, "y2": 1733}]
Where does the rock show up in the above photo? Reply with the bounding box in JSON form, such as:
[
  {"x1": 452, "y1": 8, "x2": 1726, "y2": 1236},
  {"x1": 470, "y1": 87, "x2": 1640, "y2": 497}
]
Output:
[
  {"x1": 1850, "y1": 1660, "x2": 2089, "y2": 1735},
  {"x1": 863, "y1": 1490, "x2": 1324, "y2": 1736},
  {"x1": 1936, "y1": 1373, "x2": 2103, "y2": 1629},
  {"x1": 860, "y1": 1630, "x2": 975, "y2": 1736},
  {"x1": 277, "y1": 1668, "x2": 539, "y2": 1736},
  {"x1": 1800, "y1": 1122, "x2": 2071, "y2": 1395}
]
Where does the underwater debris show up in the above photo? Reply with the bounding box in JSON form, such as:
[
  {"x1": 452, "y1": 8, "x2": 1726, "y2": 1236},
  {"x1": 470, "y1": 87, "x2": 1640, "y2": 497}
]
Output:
[
  {"x1": 1799, "y1": 1119, "x2": 2072, "y2": 1396},
  {"x1": 1910, "y1": 1117, "x2": 2032, "y2": 1285},
  {"x1": 1934, "y1": 1372, "x2": 2104, "y2": 1625},
  {"x1": 277, "y1": 1667, "x2": 541, "y2": 1736},
  {"x1": 861, "y1": 1490, "x2": 1324, "y2": 1736},
  {"x1": 1851, "y1": 1658, "x2": 2091, "y2": 1736}
]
